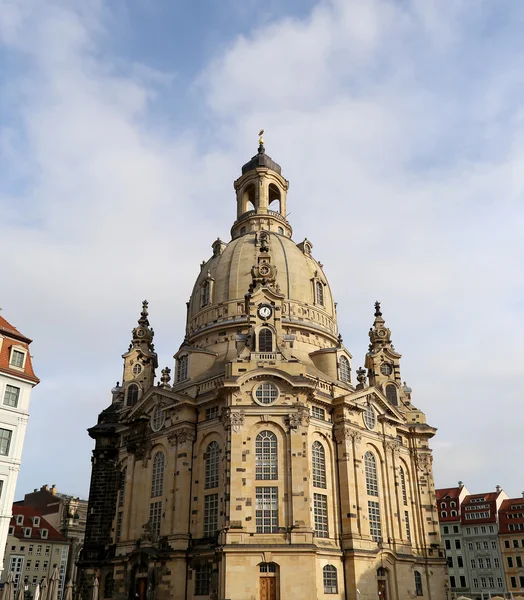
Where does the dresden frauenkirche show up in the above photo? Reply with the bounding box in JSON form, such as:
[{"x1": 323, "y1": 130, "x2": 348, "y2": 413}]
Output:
[{"x1": 78, "y1": 138, "x2": 447, "y2": 600}]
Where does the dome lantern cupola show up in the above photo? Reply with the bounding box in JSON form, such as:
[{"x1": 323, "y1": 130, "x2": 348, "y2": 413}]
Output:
[{"x1": 231, "y1": 131, "x2": 292, "y2": 239}]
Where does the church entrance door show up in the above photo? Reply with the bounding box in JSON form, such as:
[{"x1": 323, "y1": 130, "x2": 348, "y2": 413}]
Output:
[
  {"x1": 377, "y1": 579, "x2": 388, "y2": 600},
  {"x1": 136, "y1": 577, "x2": 147, "y2": 600},
  {"x1": 260, "y1": 577, "x2": 276, "y2": 600}
]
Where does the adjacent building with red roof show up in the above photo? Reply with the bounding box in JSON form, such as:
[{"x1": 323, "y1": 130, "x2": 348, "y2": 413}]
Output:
[
  {"x1": 0, "y1": 505, "x2": 69, "y2": 598},
  {"x1": 0, "y1": 314, "x2": 39, "y2": 578},
  {"x1": 498, "y1": 496, "x2": 524, "y2": 593}
]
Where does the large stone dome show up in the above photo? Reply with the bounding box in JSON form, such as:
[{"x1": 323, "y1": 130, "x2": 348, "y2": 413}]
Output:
[{"x1": 187, "y1": 231, "x2": 338, "y2": 344}]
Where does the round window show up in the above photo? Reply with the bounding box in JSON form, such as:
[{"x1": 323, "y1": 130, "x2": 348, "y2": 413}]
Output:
[
  {"x1": 132, "y1": 363, "x2": 142, "y2": 376},
  {"x1": 363, "y1": 404, "x2": 376, "y2": 430},
  {"x1": 254, "y1": 382, "x2": 279, "y2": 405},
  {"x1": 151, "y1": 405, "x2": 165, "y2": 432},
  {"x1": 380, "y1": 363, "x2": 392, "y2": 376}
]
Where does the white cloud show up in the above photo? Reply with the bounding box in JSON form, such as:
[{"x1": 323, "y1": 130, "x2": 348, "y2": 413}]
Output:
[{"x1": 1, "y1": 0, "x2": 524, "y2": 498}]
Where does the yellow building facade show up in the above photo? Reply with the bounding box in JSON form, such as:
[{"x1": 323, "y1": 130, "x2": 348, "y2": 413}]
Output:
[{"x1": 78, "y1": 141, "x2": 447, "y2": 600}]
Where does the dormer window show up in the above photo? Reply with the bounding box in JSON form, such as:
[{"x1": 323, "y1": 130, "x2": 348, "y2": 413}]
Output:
[
  {"x1": 176, "y1": 355, "x2": 188, "y2": 382},
  {"x1": 9, "y1": 348, "x2": 26, "y2": 369},
  {"x1": 40, "y1": 529, "x2": 48, "y2": 539},
  {"x1": 315, "y1": 281, "x2": 324, "y2": 306},
  {"x1": 32, "y1": 517, "x2": 40, "y2": 527},
  {"x1": 8, "y1": 526, "x2": 14, "y2": 535},
  {"x1": 201, "y1": 281, "x2": 210, "y2": 307},
  {"x1": 16, "y1": 514, "x2": 24, "y2": 525},
  {"x1": 24, "y1": 527, "x2": 32, "y2": 538}
]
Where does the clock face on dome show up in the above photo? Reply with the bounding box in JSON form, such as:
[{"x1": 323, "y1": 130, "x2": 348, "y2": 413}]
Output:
[
  {"x1": 136, "y1": 329, "x2": 145, "y2": 338},
  {"x1": 258, "y1": 305, "x2": 273, "y2": 320}
]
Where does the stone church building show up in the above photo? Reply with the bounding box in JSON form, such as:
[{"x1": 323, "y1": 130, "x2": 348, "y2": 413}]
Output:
[{"x1": 78, "y1": 140, "x2": 447, "y2": 600}]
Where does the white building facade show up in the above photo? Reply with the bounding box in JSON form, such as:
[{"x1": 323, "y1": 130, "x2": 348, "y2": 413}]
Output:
[{"x1": 0, "y1": 316, "x2": 39, "y2": 575}]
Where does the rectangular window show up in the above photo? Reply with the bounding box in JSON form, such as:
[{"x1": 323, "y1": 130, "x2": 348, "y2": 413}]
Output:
[
  {"x1": 450, "y1": 576, "x2": 456, "y2": 588},
  {"x1": 505, "y1": 540, "x2": 510, "y2": 548},
  {"x1": 35, "y1": 561, "x2": 40, "y2": 571},
  {"x1": 36, "y1": 545, "x2": 42, "y2": 555},
  {"x1": 194, "y1": 564, "x2": 211, "y2": 596},
  {"x1": 460, "y1": 576, "x2": 466, "y2": 588},
  {"x1": 149, "y1": 501, "x2": 162, "y2": 538},
  {"x1": 405, "y1": 511, "x2": 411, "y2": 542},
  {"x1": 488, "y1": 578, "x2": 494, "y2": 588},
  {"x1": 45, "y1": 545, "x2": 50, "y2": 556},
  {"x1": 313, "y1": 494, "x2": 328, "y2": 538},
  {"x1": 116, "y1": 512, "x2": 123, "y2": 542},
  {"x1": 255, "y1": 487, "x2": 278, "y2": 533},
  {"x1": 481, "y1": 526, "x2": 486, "y2": 533},
  {"x1": 511, "y1": 577, "x2": 517, "y2": 588},
  {"x1": 0, "y1": 428, "x2": 12, "y2": 456},
  {"x1": 204, "y1": 494, "x2": 219, "y2": 537},
  {"x1": 8, "y1": 556, "x2": 24, "y2": 588},
  {"x1": 508, "y1": 557, "x2": 514, "y2": 568},
  {"x1": 474, "y1": 526, "x2": 479, "y2": 534},
  {"x1": 457, "y1": 556, "x2": 463, "y2": 568},
  {"x1": 466, "y1": 527, "x2": 471, "y2": 534},
  {"x1": 473, "y1": 579, "x2": 479, "y2": 589},
  {"x1": 205, "y1": 406, "x2": 218, "y2": 420},
  {"x1": 491, "y1": 541, "x2": 497, "y2": 549},
  {"x1": 497, "y1": 578, "x2": 503, "y2": 588},
  {"x1": 483, "y1": 541, "x2": 488, "y2": 549},
  {"x1": 485, "y1": 558, "x2": 491, "y2": 568},
  {"x1": 448, "y1": 556, "x2": 453, "y2": 568},
  {"x1": 28, "y1": 545, "x2": 33, "y2": 554},
  {"x1": 455, "y1": 539, "x2": 461, "y2": 549},
  {"x1": 470, "y1": 559, "x2": 475, "y2": 569},
  {"x1": 43, "y1": 561, "x2": 48, "y2": 570},
  {"x1": 368, "y1": 501, "x2": 382, "y2": 542},
  {"x1": 481, "y1": 577, "x2": 487, "y2": 588},
  {"x1": 520, "y1": 576, "x2": 524, "y2": 588},
  {"x1": 517, "y1": 556, "x2": 523, "y2": 568},
  {"x1": 476, "y1": 541, "x2": 481, "y2": 550},
  {"x1": 10, "y1": 350, "x2": 25, "y2": 368},
  {"x1": 26, "y1": 561, "x2": 31, "y2": 569},
  {"x1": 514, "y1": 539, "x2": 520, "y2": 548},
  {"x1": 478, "y1": 558, "x2": 484, "y2": 569},
  {"x1": 468, "y1": 542, "x2": 473, "y2": 550},
  {"x1": 494, "y1": 557, "x2": 499, "y2": 568},
  {"x1": 4, "y1": 385, "x2": 20, "y2": 408},
  {"x1": 311, "y1": 406, "x2": 325, "y2": 420},
  {"x1": 453, "y1": 525, "x2": 459, "y2": 533},
  {"x1": 443, "y1": 526, "x2": 449, "y2": 534},
  {"x1": 489, "y1": 525, "x2": 494, "y2": 532}
]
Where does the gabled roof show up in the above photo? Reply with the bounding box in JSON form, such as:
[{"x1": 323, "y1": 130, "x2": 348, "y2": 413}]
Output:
[
  {"x1": 9, "y1": 505, "x2": 67, "y2": 542},
  {"x1": 499, "y1": 498, "x2": 524, "y2": 512},
  {"x1": 436, "y1": 487, "x2": 462, "y2": 500},
  {"x1": 462, "y1": 492, "x2": 500, "y2": 505},
  {"x1": 0, "y1": 315, "x2": 39, "y2": 384}
]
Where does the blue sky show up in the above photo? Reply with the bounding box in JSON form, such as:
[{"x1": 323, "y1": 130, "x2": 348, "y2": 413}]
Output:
[{"x1": 1, "y1": 0, "x2": 524, "y2": 500}]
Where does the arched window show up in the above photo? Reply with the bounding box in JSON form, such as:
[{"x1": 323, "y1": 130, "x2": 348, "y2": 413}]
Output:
[
  {"x1": 256, "y1": 431, "x2": 278, "y2": 480},
  {"x1": 315, "y1": 281, "x2": 324, "y2": 306},
  {"x1": 399, "y1": 467, "x2": 407, "y2": 506},
  {"x1": 277, "y1": 226, "x2": 284, "y2": 235},
  {"x1": 440, "y1": 502, "x2": 446, "y2": 509},
  {"x1": 176, "y1": 355, "x2": 188, "y2": 382},
  {"x1": 364, "y1": 451, "x2": 378, "y2": 496},
  {"x1": 441, "y1": 511, "x2": 447, "y2": 518},
  {"x1": 201, "y1": 281, "x2": 210, "y2": 307},
  {"x1": 205, "y1": 441, "x2": 220, "y2": 489},
  {"x1": 451, "y1": 510, "x2": 457, "y2": 517},
  {"x1": 386, "y1": 385, "x2": 398, "y2": 406},
  {"x1": 126, "y1": 384, "x2": 139, "y2": 407},
  {"x1": 151, "y1": 452, "x2": 165, "y2": 497},
  {"x1": 259, "y1": 329, "x2": 273, "y2": 352},
  {"x1": 450, "y1": 501, "x2": 456, "y2": 508},
  {"x1": 240, "y1": 226, "x2": 246, "y2": 235},
  {"x1": 414, "y1": 571, "x2": 423, "y2": 596},
  {"x1": 323, "y1": 565, "x2": 338, "y2": 594},
  {"x1": 312, "y1": 441, "x2": 326, "y2": 488},
  {"x1": 103, "y1": 573, "x2": 114, "y2": 599},
  {"x1": 339, "y1": 356, "x2": 350, "y2": 383}
]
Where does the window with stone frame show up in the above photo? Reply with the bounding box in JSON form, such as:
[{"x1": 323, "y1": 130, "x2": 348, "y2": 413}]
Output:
[
  {"x1": 10, "y1": 349, "x2": 25, "y2": 368},
  {"x1": 0, "y1": 428, "x2": 12, "y2": 456},
  {"x1": 405, "y1": 511, "x2": 411, "y2": 542},
  {"x1": 313, "y1": 493, "x2": 329, "y2": 538},
  {"x1": 118, "y1": 466, "x2": 126, "y2": 507},
  {"x1": 415, "y1": 571, "x2": 423, "y2": 596},
  {"x1": 3, "y1": 385, "x2": 20, "y2": 408},
  {"x1": 258, "y1": 328, "x2": 273, "y2": 352},
  {"x1": 151, "y1": 452, "x2": 165, "y2": 498},
  {"x1": 312, "y1": 441, "x2": 326, "y2": 488},
  {"x1": 255, "y1": 487, "x2": 278, "y2": 533},
  {"x1": 149, "y1": 501, "x2": 162, "y2": 538},
  {"x1": 126, "y1": 384, "x2": 139, "y2": 407},
  {"x1": 204, "y1": 494, "x2": 219, "y2": 537},
  {"x1": 205, "y1": 441, "x2": 220, "y2": 489},
  {"x1": 399, "y1": 467, "x2": 408, "y2": 505},
  {"x1": 368, "y1": 501, "x2": 382, "y2": 542},
  {"x1": 194, "y1": 564, "x2": 211, "y2": 596},
  {"x1": 364, "y1": 451, "x2": 378, "y2": 496},
  {"x1": 256, "y1": 431, "x2": 278, "y2": 480},
  {"x1": 385, "y1": 384, "x2": 398, "y2": 406},
  {"x1": 201, "y1": 280, "x2": 210, "y2": 308},
  {"x1": 104, "y1": 573, "x2": 114, "y2": 599},
  {"x1": 323, "y1": 565, "x2": 338, "y2": 594}
]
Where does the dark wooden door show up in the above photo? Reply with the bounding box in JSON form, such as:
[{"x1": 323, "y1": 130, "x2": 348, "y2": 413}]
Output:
[
  {"x1": 378, "y1": 579, "x2": 388, "y2": 600},
  {"x1": 260, "y1": 577, "x2": 276, "y2": 600},
  {"x1": 136, "y1": 578, "x2": 147, "y2": 600}
]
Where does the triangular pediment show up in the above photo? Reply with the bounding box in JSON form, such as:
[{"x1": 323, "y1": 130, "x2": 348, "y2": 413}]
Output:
[
  {"x1": 126, "y1": 386, "x2": 189, "y2": 421},
  {"x1": 339, "y1": 387, "x2": 405, "y2": 425}
]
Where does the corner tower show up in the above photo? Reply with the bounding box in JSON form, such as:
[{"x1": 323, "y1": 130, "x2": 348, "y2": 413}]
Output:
[{"x1": 79, "y1": 137, "x2": 447, "y2": 600}]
